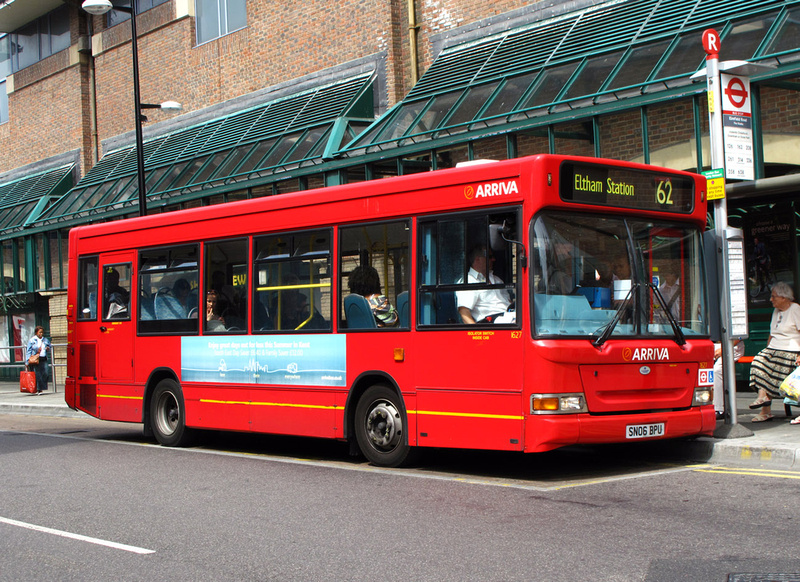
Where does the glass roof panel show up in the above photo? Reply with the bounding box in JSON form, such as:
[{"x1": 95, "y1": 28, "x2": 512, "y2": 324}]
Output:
[
  {"x1": 649, "y1": 34, "x2": 704, "y2": 86},
  {"x1": 374, "y1": 101, "x2": 427, "y2": 142},
  {"x1": 763, "y1": 6, "x2": 800, "y2": 57},
  {"x1": 442, "y1": 82, "x2": 501, "y2": 129},
  {"x1": 606, "y1": 41, "x2": 671, "y2": 91},
  {"x1": 720, "y1": 14, "x2": 780, "y2": 62},
  {"x1": 406, "y1": 90, "x2": 462, "y2": 135},
  {"x1": 478, "y1": 72, "x2": 540, "y2": 123},
  {"x1": 563, "y1": 50, "x2": 624, "y2": 102},
  {"x1": 521, "y1": 63, "x2": 580, "y2": 110}
]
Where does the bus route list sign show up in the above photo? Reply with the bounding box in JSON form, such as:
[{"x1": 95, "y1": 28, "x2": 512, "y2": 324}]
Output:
[
  {"x1": 720, "y1": 73, "x2": 754, "y2": 180},
  {"x1": 181, "y1": 335, "x2": 346, "y2": 387}
]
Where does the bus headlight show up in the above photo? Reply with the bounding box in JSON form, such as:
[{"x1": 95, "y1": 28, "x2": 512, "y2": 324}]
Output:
[
  {"x1": 531, "y1": 393, "x2": 588, "y2": 414},
  {"x1": 693, "y1": 387, "x2": 713, "y2": 406}
]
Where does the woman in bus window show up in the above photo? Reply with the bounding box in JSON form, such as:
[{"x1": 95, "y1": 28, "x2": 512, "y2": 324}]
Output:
[{"x1": 348, "y1": 265, "x2": 398, "y2": 327}]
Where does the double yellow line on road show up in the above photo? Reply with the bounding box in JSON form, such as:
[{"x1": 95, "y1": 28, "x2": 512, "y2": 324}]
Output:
[{"x1": 692, "y1": 465, "x2": 800, "y2": 480}]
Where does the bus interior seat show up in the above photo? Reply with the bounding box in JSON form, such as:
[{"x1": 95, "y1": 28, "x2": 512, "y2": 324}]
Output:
[
  {"x1": 396, "y1": 291, "x2": 409, "y2": 327},
  {"x1": 139, "y1": 294, "x2": 155, "y2": 320},
  {"x1": 154, "y1": 288, "x2": 187, "y2": 319},
  {"x1": 344, "y1": 294, "x2": 377, "y2": 329},
  {"x1": 436, "y1": 291, "x2": 459, "y2": 324}
]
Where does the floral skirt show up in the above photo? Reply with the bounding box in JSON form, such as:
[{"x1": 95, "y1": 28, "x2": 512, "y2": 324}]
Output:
[{"x1": 749, "y1": 348, "x2": 799, "y2": 397}]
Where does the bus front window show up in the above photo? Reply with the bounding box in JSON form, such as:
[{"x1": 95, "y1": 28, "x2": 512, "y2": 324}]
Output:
[{"x1": 532, "y1": 212, "x2": 708, "y2": 339}]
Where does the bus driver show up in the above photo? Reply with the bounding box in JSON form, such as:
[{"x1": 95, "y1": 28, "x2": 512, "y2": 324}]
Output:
[{"x1": 456, "y1": 244, "x2": 513, "y2": 324}]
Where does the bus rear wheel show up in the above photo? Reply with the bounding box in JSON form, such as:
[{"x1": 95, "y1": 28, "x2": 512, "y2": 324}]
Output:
[
  {"x1": 355, "y1": 385, "x2": 414, "y2": 467},
  {"x1": 150, "y1": 379, "x2": 194, "y2": 447}
]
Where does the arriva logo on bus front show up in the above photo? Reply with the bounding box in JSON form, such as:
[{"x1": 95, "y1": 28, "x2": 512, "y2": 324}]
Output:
[
  {"x1": 464, "y1": 180, "x2": 519, "y2": 200},
  {"x1": 622, "y1": 347, "x2": 670, "y2": 361}
]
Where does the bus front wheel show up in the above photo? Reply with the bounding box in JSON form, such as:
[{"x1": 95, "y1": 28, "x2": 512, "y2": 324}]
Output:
[
  {"x1": 150, "y1": 379, "x2": 194, "y2": 447},
  {"x1": 355, "y1": 385, "x2": 414, "y2": 467}
]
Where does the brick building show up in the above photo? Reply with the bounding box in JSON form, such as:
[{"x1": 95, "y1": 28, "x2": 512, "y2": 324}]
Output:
[{"x1": 1, "y1": 0, "x2": 799, "y2": 383}]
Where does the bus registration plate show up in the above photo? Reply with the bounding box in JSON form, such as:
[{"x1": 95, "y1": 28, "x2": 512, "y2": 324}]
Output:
[{"x1": 625, "y1": 422, "x2": 665, "y2": 439}]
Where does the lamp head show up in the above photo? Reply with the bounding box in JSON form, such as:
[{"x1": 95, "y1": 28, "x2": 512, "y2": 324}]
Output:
[
  {"x1": 81, "y1": 0, "x2": 114, "y2": 15},
  {"x1": 160, "y1": 101, "x2": 182, "y2": 111}
]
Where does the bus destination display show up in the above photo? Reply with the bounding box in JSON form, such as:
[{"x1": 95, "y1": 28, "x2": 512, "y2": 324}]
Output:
[{"x1": 559, "y1": 162, "x2": 695, "y2": 213}]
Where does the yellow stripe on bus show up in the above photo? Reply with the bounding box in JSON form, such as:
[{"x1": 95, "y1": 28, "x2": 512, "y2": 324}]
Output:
[
  {"x1": 200, "y1": 399, "x2": 343, "y2": 411},
  {"x1": 199, "y1": 400, "x2": 521, "y2": 420},
  {"x1": 97, "y1": 394, "x2": 142, "y2": 400},
  {"x1": 408, "y1": 410, "x2": 524, "y2": 420}
]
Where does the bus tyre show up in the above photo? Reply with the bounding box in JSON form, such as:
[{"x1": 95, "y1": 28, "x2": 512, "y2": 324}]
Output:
[
  {"x1": 150, "y1": 379, "x2": 194, "y2": 447},
  {"x1": 355, "y1": 385, "x2": 413, "y2": 467}
]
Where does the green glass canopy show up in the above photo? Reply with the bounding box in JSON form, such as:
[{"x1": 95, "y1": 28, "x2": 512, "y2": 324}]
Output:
[
  {"x1": 35, "y1": 73, "x2": 375, "y2": 229},
  {"x1": 340, "y1": 0, "x2": 800, "y2": 158},
  {"x1": 0, "y1": 163, "x2": 74, "y2": 237}
]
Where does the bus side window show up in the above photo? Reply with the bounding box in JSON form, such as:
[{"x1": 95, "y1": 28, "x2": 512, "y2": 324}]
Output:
[
  {"x1": 78, "y1": 256, "x2": 99, "y2": 321},
  {"x1": 419, "y1": 209, "x2": 519, "y2": 326},
  {"x1": 339, "y1": 220, "x2": 410, "y2": 329},
  {"x1": 138, "y1": 245, "x2": 199, "y2": 334},
  {"x1": 253, "y1": 230, "x2": 332, "y2": 332},
  {"x1": 102, "y1": 264, "x2": 131, "y2": 320},
  {"x1": 205, "y1": 238, "x2": 248, "y2": 334}
]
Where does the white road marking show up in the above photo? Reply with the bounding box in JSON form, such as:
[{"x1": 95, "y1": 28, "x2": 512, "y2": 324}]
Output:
[{"x1": 0, "y1": 516, "x2": 155, "y2": 555}]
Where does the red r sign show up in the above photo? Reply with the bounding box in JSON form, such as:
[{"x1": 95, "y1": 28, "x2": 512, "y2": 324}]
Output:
[{"x1": 702, "y1": 29, "x2": 720, "y2": 57}]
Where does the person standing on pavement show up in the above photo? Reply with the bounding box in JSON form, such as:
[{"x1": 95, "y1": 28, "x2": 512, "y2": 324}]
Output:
[
  {"x1": 25, "y1": 326, "x2": 51, "y2": 395},
  {"x1": 748, "y1": 282, "x2": 800, "y2": 422}
]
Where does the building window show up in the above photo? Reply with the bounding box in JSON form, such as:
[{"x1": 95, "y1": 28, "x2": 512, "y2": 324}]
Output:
[
  {"x1": 196, "y1": 0, "x2": 247, "y2": 45},
  {"x1": 108, "y1": 0, "x2": 170, "y2": 27},
  {"x1": 0, "y1": 80, "x2": 7, "y2": 125},
  {"x1": 8, "y1": 6, "x2": 70, "y2": 72}
]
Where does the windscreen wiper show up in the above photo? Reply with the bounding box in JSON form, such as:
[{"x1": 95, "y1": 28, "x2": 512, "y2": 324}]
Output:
[
  {"x1": 649, "y1": 282, "x2": 686, "y2": 346},
  {"x1": 592, "y1": 283, "x2": 637, "y2": 348}
]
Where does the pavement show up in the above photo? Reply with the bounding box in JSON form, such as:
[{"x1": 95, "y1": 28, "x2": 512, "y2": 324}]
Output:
[{"x1": 0, "y1": 382, "x2": 799, "y2": 469}]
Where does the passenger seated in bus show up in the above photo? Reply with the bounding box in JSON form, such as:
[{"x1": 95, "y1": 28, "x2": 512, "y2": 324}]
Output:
[
  {"x1": 104, "y1": 267, "x2": 130, "y2": 319},
  {"x1": 456, "y1": 244, "x2": 512, "y2": 324},
  {"x1": 173, "y1": 278, "x2": 193, "y2": 316},
  {"x1": 348, "y1": 265, "x2": 398, "y2": 327},
  {"x1": 654, "y1": 262, "x2": 681, "y2": 324},
  {"x1": 548, "y1": 242, "x2": 575, "y2": 294},
  {"x1": 205, "y1": 290, "x2": 226, "y2": 331}
]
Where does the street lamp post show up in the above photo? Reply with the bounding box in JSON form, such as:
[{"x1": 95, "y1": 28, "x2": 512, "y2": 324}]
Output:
[{"x1": 82, "y1": 0, "x2": 181, "y2": 217}]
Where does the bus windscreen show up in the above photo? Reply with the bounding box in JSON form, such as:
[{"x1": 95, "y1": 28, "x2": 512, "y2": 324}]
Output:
[{"x1": 559, "y1": 162, "x2": 695, "y2": 213}]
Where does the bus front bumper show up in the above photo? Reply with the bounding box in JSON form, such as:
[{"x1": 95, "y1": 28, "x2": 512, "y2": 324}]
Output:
[{"x1": 525, "y1": 406, "x2": 716, "y2": 452}]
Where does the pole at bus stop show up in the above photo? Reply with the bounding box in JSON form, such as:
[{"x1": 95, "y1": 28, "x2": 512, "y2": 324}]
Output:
[{"x1": 701, "y1": 30, "x2": 747, "y2": 433}]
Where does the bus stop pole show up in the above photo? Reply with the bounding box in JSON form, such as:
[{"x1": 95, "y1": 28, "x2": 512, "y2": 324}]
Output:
[{"x1": 703, "y1": 30, "x2": 739, "y2": 426}]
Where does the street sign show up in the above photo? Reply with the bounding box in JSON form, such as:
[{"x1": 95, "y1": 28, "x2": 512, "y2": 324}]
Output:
[
  {"x1": 703, "y1": 168, "x2": 725, "y2": 200},
  {"x1": 721, "y1": 73, "x2": 754, "y2": 180}
]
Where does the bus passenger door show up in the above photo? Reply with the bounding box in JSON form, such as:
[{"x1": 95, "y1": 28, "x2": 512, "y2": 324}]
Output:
[{"x1": 97, "y1": 253, "x2": 135, "y2": 383}]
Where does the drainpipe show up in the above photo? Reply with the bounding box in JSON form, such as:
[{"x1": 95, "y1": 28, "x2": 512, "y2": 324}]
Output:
[
  {"x1": 408, "y1": 0, "x2": 419, "y2": 85},
  {"x1": 83, "y1": 14, "x2": 100, "y2": 164}
]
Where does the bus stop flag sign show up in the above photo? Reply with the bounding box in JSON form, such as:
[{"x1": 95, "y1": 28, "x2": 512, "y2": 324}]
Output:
[
  {"x1": 721, "y1": 73, "x2": 754, "y2": 180},
  {"x1": 703, "y1": 168, "x2": 725, "y2": 200}
]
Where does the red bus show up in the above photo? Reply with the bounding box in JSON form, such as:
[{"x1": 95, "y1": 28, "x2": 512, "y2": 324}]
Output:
[{"x1": 65, "y1": 154, "x2": 715, "y2": 466}]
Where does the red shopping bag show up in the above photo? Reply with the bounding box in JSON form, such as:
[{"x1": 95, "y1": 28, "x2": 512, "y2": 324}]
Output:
[{"x1": 20, "y1": 370, "x2": 36, "y2": 393}]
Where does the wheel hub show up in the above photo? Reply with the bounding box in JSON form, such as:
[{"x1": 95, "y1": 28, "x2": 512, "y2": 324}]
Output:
[{"x1": 366, "y1": 401, "x2": 402, "y2": 450}]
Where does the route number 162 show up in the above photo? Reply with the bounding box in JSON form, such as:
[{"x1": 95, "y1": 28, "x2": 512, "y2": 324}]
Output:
[{"x1": 656, "y1": 179, "x2": 673, "y2": 205}]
